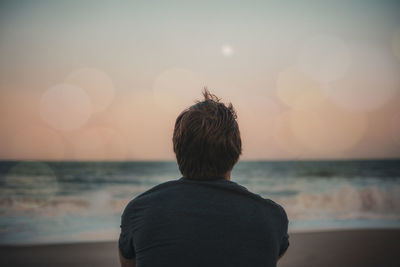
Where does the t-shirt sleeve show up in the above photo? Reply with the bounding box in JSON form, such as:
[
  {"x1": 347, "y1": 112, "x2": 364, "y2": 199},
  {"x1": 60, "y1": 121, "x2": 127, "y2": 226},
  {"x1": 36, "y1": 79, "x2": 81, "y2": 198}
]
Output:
[
  {"x1": 118, "y1": 202, "x2": 136, "y2": 259},
  {"x1": 278, "y1": 206, "x2": 290, "y2": 257}
]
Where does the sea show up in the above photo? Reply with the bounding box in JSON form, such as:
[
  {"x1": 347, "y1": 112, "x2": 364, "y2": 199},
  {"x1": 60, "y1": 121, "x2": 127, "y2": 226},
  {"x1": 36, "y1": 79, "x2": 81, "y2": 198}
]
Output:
[{"x1": 0, "y1": 160, "x2": 399, "y2": 245}]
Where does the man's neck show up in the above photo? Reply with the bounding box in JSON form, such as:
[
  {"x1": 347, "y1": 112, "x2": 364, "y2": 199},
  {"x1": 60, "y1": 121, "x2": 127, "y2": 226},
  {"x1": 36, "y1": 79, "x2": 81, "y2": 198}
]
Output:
[{"x1": 225, "y1": 171, "x2": 231, "y2": 181}]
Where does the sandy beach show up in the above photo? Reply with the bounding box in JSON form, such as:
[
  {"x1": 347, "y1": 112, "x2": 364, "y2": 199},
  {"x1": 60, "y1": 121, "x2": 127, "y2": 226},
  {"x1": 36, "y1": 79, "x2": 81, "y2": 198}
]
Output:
[{"x1": 1, "y1": 229, "x2": 399, "y2": 267}]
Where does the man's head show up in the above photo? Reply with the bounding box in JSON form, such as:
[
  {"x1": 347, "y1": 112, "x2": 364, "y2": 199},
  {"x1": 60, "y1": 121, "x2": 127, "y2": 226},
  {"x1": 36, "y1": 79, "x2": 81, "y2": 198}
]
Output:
[{"x1": 172, "y1": 88, "x2": 242, "y2": 180}]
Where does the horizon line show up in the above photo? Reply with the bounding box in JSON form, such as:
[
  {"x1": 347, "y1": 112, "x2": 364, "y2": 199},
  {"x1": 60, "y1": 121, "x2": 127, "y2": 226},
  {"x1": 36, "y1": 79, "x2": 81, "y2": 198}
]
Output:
[{"x1": 0, "y1": 157, "x2": 399, "y2": 163}]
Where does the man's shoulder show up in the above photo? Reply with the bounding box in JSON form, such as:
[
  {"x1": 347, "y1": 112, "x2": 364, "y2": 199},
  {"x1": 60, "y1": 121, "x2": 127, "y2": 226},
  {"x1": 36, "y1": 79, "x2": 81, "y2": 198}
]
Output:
[
  {"x1": 122, "y1": 179, "x2": 180, "y2": 213},
  {"x1": 214, "y1": 179, "x2": 288, "y2": 220},
  {"x1": 127, "y1": 179, "x2": 182, "y2": 203},
  {"x1": 126, "y1": 178, "x2": 284, "y2": 214},
  {"x1": 230, "y1": 182, "x2": 286, "y2": 214}
]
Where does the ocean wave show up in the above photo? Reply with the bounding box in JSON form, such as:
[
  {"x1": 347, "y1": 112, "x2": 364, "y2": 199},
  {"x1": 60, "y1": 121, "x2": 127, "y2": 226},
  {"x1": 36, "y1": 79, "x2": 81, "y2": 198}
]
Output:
[
  {"x1": 281, "y1": 184, "x2": 400, "y2": 220},
  {"x1": 1, "y1": 184, "x2": 399, "y2": 221},
  {"x1": 0, "y1": 191, "x2": 129, "y2": 217}
]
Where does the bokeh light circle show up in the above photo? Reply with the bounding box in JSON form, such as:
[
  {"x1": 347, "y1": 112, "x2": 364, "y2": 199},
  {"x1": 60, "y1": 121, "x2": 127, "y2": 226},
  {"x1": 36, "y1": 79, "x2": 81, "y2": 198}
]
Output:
[
  {"x1": 323, "y1": 45, "x2": 400, "y2": 112},
  {"x1": 272, "y1": 111, "x2": 306, "y2": 157},
  {"x1": 236, "y1": 95, "x2": 280, "y2": 158},
  {"x1": 297, "y1": 34, "x2": 351, "y2": 83},
  {"x1": 391, "y1": 112, "x2": 400, "y2": 146},
  {"x1": 9, "y1": 126, "x2": 66, "y2": 160},
  {"x1": 111, "y1": 89, "x2": 156, "y2": 130},
  {"x1": 3, "y1": 161, "x2": 59, "y2": 205},
  {"x1": 221, "y1": 45, "x2": 234, "y2": 57},
  {"x1": 0, "y1": 89, "x2": 39, "y2": 133},
  {"x1": 153, "y1": 68, "x2": 205, "y2": 113},
  {"x1": 392, "y1": 30, "x2": 400, "y2": 61},
  {"x1": 65, "y1": 68, "x2": 115, "y2": 112},
  {"x1": 276, "y1": 66, "x2": 325, "y2": 110},
  {"x1": 289, "y1": 103, "x2": 368, "y2": 154},
  {"x1": 40, "y1": 84, "x2": 92, "y2": 131},
  {"x1": 71, "y1": 127, "x2": 127, "y2": 161}
]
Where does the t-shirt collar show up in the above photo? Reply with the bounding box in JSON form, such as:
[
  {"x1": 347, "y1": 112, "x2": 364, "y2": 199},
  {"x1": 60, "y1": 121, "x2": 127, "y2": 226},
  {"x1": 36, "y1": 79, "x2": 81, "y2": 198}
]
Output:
[{"x1": 179, "y1": 176, "x2": 227, "y2": 181}]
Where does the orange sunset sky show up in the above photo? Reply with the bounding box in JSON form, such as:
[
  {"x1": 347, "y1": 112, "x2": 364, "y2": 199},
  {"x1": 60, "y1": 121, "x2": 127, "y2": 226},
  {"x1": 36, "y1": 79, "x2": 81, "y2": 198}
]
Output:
[{"x1": 0, "y1": 1, "x2": 400, "y2": 161}]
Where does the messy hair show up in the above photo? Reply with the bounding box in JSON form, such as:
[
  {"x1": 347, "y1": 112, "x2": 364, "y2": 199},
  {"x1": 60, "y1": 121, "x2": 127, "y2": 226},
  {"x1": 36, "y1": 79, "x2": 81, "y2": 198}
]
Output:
[{"x1": 172, "y1": 88, "x2": 242, "y2": 180}]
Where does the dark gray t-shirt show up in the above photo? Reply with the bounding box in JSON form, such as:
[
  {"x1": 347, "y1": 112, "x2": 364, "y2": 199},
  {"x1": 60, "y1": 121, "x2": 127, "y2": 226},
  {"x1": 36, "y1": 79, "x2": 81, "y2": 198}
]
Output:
[{"x1": 119, "y1": 177, "x2": 289, "y2": 267}]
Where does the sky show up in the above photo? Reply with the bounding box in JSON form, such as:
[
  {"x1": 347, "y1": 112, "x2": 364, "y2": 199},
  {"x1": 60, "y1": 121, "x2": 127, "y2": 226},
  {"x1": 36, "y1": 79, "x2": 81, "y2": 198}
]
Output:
[{"x1": 0, "y1": 0, "x2": 400, "y2": 161}]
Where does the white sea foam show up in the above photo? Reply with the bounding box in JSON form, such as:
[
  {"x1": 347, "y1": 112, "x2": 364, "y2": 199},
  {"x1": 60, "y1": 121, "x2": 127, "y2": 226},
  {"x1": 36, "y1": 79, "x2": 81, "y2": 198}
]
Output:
[
  {"x1": 280, "y1": 184, "x2": 400, "y2": 220},
  {"x1": 1, "y1": 183, "x2": 399, "y2": 221},
  {"x1": 1, "y1": 160, "x2": 399, "y2": 244}
]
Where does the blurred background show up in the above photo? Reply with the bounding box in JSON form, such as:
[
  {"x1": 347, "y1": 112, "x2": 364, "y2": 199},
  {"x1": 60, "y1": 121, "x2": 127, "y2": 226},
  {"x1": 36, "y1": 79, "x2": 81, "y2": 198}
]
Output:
[{"x1": 0, "y1": 0, "x2": 399, "y2": 244}]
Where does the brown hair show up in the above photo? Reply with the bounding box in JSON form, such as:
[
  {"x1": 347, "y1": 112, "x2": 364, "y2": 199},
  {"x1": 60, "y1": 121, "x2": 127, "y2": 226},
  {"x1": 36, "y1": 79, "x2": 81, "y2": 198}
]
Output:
[{"x1": 172, "y1": 88, "x2": 242, "y2": 180}]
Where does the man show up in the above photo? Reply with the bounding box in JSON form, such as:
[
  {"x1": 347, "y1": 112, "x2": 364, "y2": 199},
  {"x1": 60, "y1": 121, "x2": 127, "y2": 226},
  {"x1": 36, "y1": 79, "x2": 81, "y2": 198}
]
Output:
[{"x1": 119, "y1": 88, "x2": 289, "y2": 267}]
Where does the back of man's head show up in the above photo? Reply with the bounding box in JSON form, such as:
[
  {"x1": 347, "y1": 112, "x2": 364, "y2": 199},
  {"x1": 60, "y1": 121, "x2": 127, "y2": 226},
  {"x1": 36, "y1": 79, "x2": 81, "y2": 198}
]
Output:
[{"x1": 172, "y1": 88, "x2": 242, "y2": 180}]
